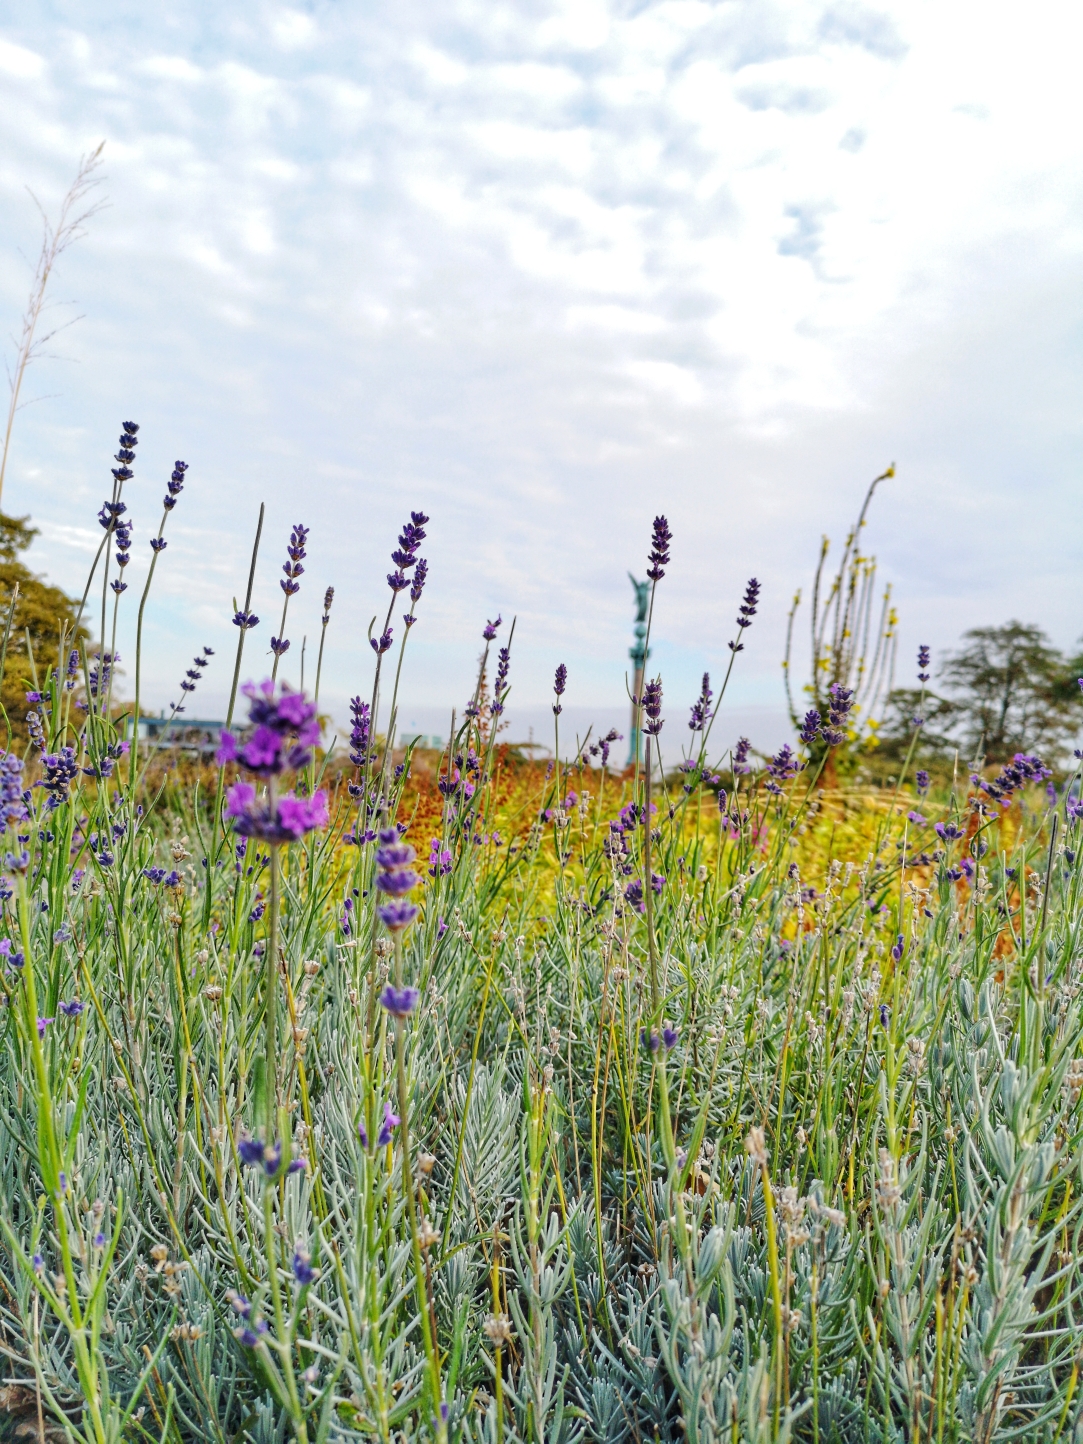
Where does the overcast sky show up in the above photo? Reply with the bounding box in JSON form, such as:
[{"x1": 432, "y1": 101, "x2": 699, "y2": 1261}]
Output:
[{"x1": 1, "y1": 0, "x2": 1080, "y2": 754}]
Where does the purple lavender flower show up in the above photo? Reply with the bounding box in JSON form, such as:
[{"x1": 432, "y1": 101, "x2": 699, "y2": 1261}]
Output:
[
  {"x1": 732, "y1": 737, "x2": 751, "y2": 775},
  {"x1": 0, "y1": 939, "x2": 25, "y2": 967},
  {"x1": 553, "y1": 663, "x2": 567, "y2": 716},
  {"x1": 357, "y1": 1118, "x2": 370, "y2": 1149},
  {"x1": 391, "y1": 513, "x2": 428, "y2": 571},
  {"x1": 173, "y1": 648, "x2": 212, "y2": 714},
  {"x1": 58, "y1": 999, "x2": 84, "y2": 1017},
  {"x1": 281, "y1": 523, "x2": 308, "y2": 597},
  {"x1": 907, "y1": 810, "x2": 927, "y2": 826},
  {"x1": 821, "y1": 684, "x2": 854, "y2": 747},
  {"x1": 642, "y1": 678, "x2": 663, "y2": 735},
  {"x1": 688, "y1": 674, "x2": 712, "y2": 731},
  {"x1": 233, "y1": 610, "x2": 260, "y2": 630},
  {"x1": 370, "y1": 627, "x2": 393, "y2": 656},
  {"x1": 0, "y1": 753, "x2": 29, "y2": 827},
  {"x1": 765, "y1": 743, "x2": 802, "y2": 794},
  {"x1": 322, "y1": 587, "x2": 334, "y2": 624},
  {"x1": 891, "y1": 934, "x2": 905, "y2": 963},
  {"x1": 225, "y1": 784, "x2": 329, "y2": 844},
  {"x1": 800, "y1": 710, "x2": 821, "y2": 745},
  {"x1": 37, "y1": 1016, "x2": 54, "y2": 1038},
  {"x1": 917, "y1": 645, "x2": 931, "y2": 682},
  {"x1": 661, "y1": 1026, "x2": 679, "y2": 1049},
  {"x1": 375, "y1": 827, "x2": 421, "y2": 932},
  {"x1": 934, "y1": 821, "x2": 963, "y2": 841},
  {"x1": 646, "y1": 516, "x2": 672, "y2": 582},
  {"x1": 640, "y1": 1027, "x2": 661, "y2": 1052},
  {"x1": 729, "y1": 578, "x2": 760, "y2": 653},
  {"x1": 376, "y1": 1100, "x2": 400, "y2": 1147},
  {"x1": 111, "y1": 422, "x2": 138, "y2": 484},
  {"x1": 490, "y1": 646, "x2": 512, "y2": 715},
  {"x1": 409, "y1": 558, "x2": 428, "y2": 606},
  {"x1": 380, "y1": 984, "x2": 420, "y2": 1016},
  {"x1": 482, "y1": 615, "x2": 502, "y2": 642},
  {"x1": 292, "y1": 1249, "x2": 316, "y2": 1286},
  {"x1": 161, "y1": 459, "x2": 186, "y2": 513},
  {"x1": 915, "y1": 769, "x2": 930, "y2": 795},
  {"x1": 217, "y1": 681, "x2": 321, "y2": 776}
]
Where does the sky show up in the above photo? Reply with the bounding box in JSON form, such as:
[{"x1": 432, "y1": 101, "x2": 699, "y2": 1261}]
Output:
[{"x1": 1, "y1": 0, "x2": 1081, "y2": 757}]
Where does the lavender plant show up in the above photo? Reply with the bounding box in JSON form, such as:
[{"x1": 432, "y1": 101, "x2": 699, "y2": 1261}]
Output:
[{"x1": 0, "y1": 423, "x2": 1082, "y2": 1444}]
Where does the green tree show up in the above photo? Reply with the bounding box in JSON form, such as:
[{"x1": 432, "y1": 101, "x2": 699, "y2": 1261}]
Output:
[
  {"x1": 0, "y1": 512, "x2": 87, "y2": 746},
  {"x1": 938, "y1": 621, "x2": 1079, "y2": 764}
]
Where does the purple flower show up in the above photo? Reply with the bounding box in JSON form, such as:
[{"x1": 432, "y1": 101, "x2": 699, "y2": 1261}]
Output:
[
  {"x1": 891, "y1": 934, "x2": 905, "y2": 963},
  {"x1": 642, "y1": 678, "x2": 663, "y2": 736},
  {"x1": 270, "y1": 637, "x2": 290, "y2": 656},
  {"x1": 409, "y1": 558, "x2": 428, "y2": 606},
  {"x1": 915, "y1": 770, "x2": 930, "y2": 795},
  {"x1": 390, "y1": 512, "x2": 429, "y2": 571},
  {"x1": 491, "y1": 646, "x2": 512, "y2": 715},
  {"x1": 688, "y1": 673, "x2": 712, "y2": 731},
  {"x1": 640, "y1": 1027, "x2": 661, "y2": 1052},
  {"x1": 800, "y1": 710, "x2": 821, "y2": 745},
  {"x1": 233, "y1": 611, "x2": 260, "y2": 630},
  {"x1": 917, "y1": 645, "x2": 930, "y2": 682},
  {"x1": 0, "y1": 752, "x2": 29, "y2": 826},
  {"x1": 553, "y1": 663, "x2": 567, "y2": 716},
  {"x1": 765, "y1": 743, "x2": 802, "y2": 792},
  {"x1": 162, "y1": 460, "x2": 186, "y2": 512},
  {"x1": 58, "y1": 999, "x2": 84, "y2": 1017},
  {"x1": 349, "y1": 697, "x2": 371, "y2": 768},
  {"x1": 934, "y1": 821, "x2": 963, "y2": 842},
  {"x1": 380, "y1": 984, "x2": 420, "y2": 1016},
  {"x1": 280, "y1": 523, "x2": 308, "y2": 597},
  {"x1": 378, "y1": 899, "x2": 420, "y2": 932},
  {"x1": 732, "y1": 737, "x2": 751, "y2": 774},
  {"x1": 358, "y1": 1118, "x2": 370, "y2": 1148},
  {"x1": 729, "y1": 577, "x2": 760, "y2": 653},
  {"x1": 646, "y1": 516, "x2": 671, "y2": 582},
  {"x1": 821, "y1": 684, "x2": 854, "y2": 748},
  {"x1": 292, "y1": 1250, "x2": 316, "y2": 1286},
  {"x1": 879, "y1": 1004, "x2": 890, "y2": 1028},
  {"x1": 376, "y1": 1100, "x2": 400, "y2": 1147},
  {"x1": 661, "y1": 1026, "x2": 679, "y2": 1049},
  {"x1": 907, "y1": 810, "x2": 927, "y2": 826},
  {"x1": 218, "y1": 681, "x2": 321, "y2": 776},
  {"x1": 370, "y1": 627, "x2": 393, "y2": 656},
  {"x1": 37, "y1": 1016, "x2": 54, "y2": 1038},
  {"x1": 226, "y1": 783, "x2": 329, "y2": 844}
]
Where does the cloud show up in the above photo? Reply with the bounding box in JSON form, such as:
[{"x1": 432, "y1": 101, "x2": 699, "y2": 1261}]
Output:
[{"x1": 0, "y1": 0, "x2": 1079, "y2": 748}]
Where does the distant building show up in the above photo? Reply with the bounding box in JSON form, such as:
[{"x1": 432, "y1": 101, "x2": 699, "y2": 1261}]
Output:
[{"x1": 128, "y1": 712, "x2": 227, "y2": 757}]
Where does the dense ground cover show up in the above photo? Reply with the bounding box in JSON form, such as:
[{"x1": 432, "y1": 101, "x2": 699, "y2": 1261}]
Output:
[{"x1": 1, "y1": 429, "x2": 1083, "y2": 1444}]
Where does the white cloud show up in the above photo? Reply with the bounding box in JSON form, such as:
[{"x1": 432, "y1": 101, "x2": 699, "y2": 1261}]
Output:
[{"x1": 0, "y1": 0, "x2": 1079, "y2": 737}]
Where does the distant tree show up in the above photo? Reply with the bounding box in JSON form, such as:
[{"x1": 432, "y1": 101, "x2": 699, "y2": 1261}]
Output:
[
  {"x1": 0, "y1": 512, "x2": 87, "y2": 746},
  {"x1": 863, "y1": 686, "x2": 959, "y2": 774},
  {"x1": 938, "y1": 622, "x2": 1079, "y2": 764}
]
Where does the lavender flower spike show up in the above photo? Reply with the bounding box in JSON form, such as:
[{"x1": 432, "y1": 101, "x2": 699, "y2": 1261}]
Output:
[
  {"x1": 643, "y1": 678, "x2": 663, "y2": 735},
  {"x1": 380, "y1": 984, "x2": 420, "y2": 1016},
  {"x1": 647, "y1": 516, "x2": 672, "y2": 582},
  {"x1": 553, "y1": 663, "x2": 567, "y2": 716}
]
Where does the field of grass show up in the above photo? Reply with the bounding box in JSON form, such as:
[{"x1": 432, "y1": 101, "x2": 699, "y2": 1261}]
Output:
[{"x1": 1, "y1": 474, "x2": 1083, "y2": 1444}]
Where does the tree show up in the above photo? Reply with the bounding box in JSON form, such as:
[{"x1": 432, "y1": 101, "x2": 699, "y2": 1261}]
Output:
[
  {"x1": 0, "y1": 512, "x2": 87, "y2": 747},
  {"x1": 938, "y1": 622, "x2": 1079, "y2": 764}
]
